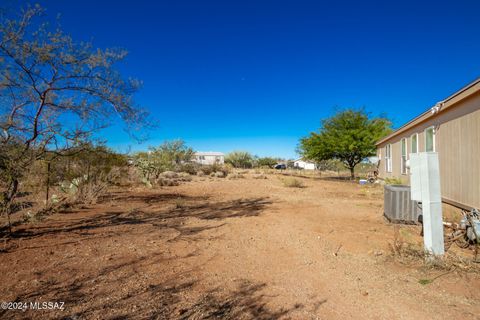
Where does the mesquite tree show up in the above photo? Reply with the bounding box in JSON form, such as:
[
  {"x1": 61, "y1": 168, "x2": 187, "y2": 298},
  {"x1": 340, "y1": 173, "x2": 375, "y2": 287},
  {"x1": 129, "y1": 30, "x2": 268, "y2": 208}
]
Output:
[
  {"x1": 0, "y1": 5, "x2": 148, "y2": 230},
  {"x1": 298, "y1": 109, "x2": 391, "y2": 179}
]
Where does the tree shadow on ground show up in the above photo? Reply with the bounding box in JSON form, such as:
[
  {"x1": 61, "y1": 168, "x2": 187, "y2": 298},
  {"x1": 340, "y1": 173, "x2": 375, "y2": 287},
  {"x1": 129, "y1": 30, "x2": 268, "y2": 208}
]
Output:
[
  {"x1": 0, "y1": 251, "x2": 198, "y2": 319},
  {"x1": 2, "y1": 251, "x2": 312, "y2": 320},
  {"x1": 103, "y1": 192, "x2": 209, "y2": 206},
  {"x1": 176, "y1": 280, "x2": 305, "y2": 320},
  {"x1": 0, "y1": 192, "x2": 324, "y2": 319},
  {"x1": 4, "y1": 195, "x2": 272, "y2": 245}
]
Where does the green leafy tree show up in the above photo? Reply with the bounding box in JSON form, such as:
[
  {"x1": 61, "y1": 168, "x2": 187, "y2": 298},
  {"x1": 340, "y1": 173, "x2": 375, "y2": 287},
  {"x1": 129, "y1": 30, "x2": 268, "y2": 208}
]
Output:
[
  {"x1": 150, "y1": 140, "x2": 194, "y2": 167},
  {"x1": 133, "y1": 140, "x2": 194, "y2": 180},
  {"x1": 298, "y1": 109, "x2": 391, "y2": 179},
  {"x1": 0, "y1": 5, "x2": 148, "y2": 230},
  {"x1": 225, "y1": 151, "x2": 254, "y2": 168}
]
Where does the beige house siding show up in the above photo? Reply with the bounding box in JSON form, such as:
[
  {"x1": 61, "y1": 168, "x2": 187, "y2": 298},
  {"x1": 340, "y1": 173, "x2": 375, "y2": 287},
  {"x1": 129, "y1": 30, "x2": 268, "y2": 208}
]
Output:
[{"x1": 376, "y1": 90, "x2": 480, "y2": 210}]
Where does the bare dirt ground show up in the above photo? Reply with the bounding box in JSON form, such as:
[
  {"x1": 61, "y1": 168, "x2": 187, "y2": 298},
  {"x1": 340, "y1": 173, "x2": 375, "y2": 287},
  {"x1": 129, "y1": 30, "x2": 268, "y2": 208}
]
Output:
[{"x1": 1, "y1": 173, "x2": 480, "y2": 319}]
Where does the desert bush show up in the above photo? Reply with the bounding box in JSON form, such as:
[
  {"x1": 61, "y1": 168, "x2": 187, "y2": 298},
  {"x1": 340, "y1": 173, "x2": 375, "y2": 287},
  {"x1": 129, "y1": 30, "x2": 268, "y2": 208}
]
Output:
[
  {"x1": 282, "y1": 177, "x2": 304, "y2": 188},
  {"x1": 160, "y1": 171, "x2": 178, "y2": 179},
  {"x1": 225, "y1": 151, "x2": 255, "y2": 168},
  {"x1": 156, "y1": 178, "x2": 180, "y2": 187},
  {"x1": 199, "y1": 166, "x2": 214, "y2": 175},
  {"x1": 0, "y1": 5, "x2": 148, "y2": 230},
  {"x1": 227, "y1": 173, "x2": 245, "y2": 179},
  {"x1": 384, "y1": 177, "x2": 404, "y2": 185},
  {"x1": 200, "y1": 164, "x2": 229, "y2": 177},
  {"x1": 133, "y1": 140, "x2": 194, "y2": 181},
  {"x1": 22, "y1": 211, "x2": 44, "y2": 224},
  {"x1": 214, "y1": 171, "x2": 225, "y2": 178},
  {"x1": 178, "y1": 163, "x2": 198, "y2": 175},
  {"x1": 72, "y1": 170, "x2": 118, "y2": 205},
  {"x1": 388, "y1": 226, "x2": 480, "y2": 274},
  {"x1": 213, "y1": 163, "x2": 230, "y2": 176},
  {"x1": 174, "y1": 198, "x2": 187, "y2": 209},
  {"x1": 388, "y1": 227, "x2": 424, "y2": 261}
]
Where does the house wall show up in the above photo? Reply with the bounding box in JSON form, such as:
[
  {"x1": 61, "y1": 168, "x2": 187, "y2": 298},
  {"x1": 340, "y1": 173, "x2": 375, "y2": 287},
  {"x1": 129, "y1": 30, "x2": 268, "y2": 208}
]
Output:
[
  {"x1": 294, "y1": 161, "x2": 316, "y2": 170},
  {"x1": 377, "y1": 90, "x2": 480, "y2": 209},
  {"x1": 195, "y1": 155, "x2": 224, "y2": 165}
]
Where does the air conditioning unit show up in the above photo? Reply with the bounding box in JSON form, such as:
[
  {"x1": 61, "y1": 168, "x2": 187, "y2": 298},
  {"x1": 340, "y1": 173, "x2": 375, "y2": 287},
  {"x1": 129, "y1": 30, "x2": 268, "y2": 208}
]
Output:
[{"x1": 384, "y1": 184, "x2": 421, "y2": 224}]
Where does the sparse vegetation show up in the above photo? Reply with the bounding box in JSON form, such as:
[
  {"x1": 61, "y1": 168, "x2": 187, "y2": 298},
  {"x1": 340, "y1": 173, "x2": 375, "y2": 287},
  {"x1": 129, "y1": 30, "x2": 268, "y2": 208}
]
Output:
[
  {"x1": 281, "y1": 177, "x2": 305, "y2": 188},
  {"x1": 1, "y1": 4, "x2": 479, "y2": 320},
  {"x1": 298, "y1": 109, "x2": 391, "y2": 179},
  {"x1": 256, "y1": 157, "x2": 280, "y2": 168},
  {"x1": 384, "y1": 177, "x2": 404, "y2": 185},
  {"x1": 225, "y1": 151, "x2": 255, "y2": 168},
  {"x1": 388, "y1": 226, "x2": 480, "y2": 274},
  {"x1": 0, "y1": 5, "x2": 148, "y2": 230}
]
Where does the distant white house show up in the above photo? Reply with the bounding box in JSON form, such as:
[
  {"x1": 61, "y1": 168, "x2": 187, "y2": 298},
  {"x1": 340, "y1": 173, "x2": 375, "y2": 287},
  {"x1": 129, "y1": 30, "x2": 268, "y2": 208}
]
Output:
[
  {"x1": 194, "y1": 152, "x2": 225, "y2": 165},
  {"x1": 293, "y1": 158, "x2": 316, "y2": 170}
]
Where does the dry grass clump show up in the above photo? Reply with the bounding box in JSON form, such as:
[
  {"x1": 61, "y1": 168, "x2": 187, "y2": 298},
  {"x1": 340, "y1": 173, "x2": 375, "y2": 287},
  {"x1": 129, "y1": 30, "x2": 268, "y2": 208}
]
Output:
[
  {"x1": 384, "y1": 177, "x2": 404, "y2": 185},
  {"x1": 388, "y1": 227, "x2": 425, "y2": 262},
  {"x1": 197, "y1": 164, "x2": 230, "y2": 177},
  {"x1": 157, "y1": 178, "x2": 180, "y2": 187},
  {"x1": 388, "y1": 226, "x2": 480, "y2": 274},
  {"x1": 281, "y1": 177, "x2": 304, "y2": 188},
  {"x1": 152, "y1": 171, "x2": 193, "y2": 187},
  {"x1": 227, "y1": 173, "x2": 245, "y2": 180},
  {"x1": 210, "y1": 171, "x2": 226, "y2": 178},
  {"x1": 173, "y1": 198, "x2": 188, "y2": 209}
]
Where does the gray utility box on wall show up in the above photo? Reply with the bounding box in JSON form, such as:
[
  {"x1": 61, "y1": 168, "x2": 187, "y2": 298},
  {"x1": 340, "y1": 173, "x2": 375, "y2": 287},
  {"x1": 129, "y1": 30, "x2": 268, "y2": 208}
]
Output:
[{"x1": 384, "y1": 185, "x2": 422, "y2": 224}]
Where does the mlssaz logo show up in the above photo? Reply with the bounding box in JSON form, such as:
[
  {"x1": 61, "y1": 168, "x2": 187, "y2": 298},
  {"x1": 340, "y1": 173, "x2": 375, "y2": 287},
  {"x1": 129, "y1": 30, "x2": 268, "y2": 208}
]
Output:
[{"x1": 30, "y1": 302, "x2": 65, "y2": 310}]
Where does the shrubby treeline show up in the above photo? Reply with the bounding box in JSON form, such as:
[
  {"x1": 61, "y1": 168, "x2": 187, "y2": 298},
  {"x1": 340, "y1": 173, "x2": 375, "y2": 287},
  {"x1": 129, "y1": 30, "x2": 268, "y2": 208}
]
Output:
[{"x1": 0, "y1": 5, "x2": 148, "y2": 230}]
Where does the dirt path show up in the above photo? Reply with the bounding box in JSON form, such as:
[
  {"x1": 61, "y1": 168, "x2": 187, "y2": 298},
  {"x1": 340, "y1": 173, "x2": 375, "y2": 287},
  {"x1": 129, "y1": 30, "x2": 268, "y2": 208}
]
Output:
[{"x1": 1, "y1": 174, "x2": 480, "y2": 319}]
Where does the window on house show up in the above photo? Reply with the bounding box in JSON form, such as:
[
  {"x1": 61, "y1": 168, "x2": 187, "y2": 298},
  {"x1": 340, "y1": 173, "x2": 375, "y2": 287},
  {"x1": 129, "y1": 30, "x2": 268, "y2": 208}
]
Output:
[
  {"x1": 410, "y1": 133, "x2": 418, "y2": 154},
  {"x1": 385, "y1": 144, "x2": 392, "y2": 173},
  {"x1": 425, "y1": 127, "x2": 435, "y2": 152},
  {"x1": 401, "y1": 138, "x2": 407, "y2": 174}
]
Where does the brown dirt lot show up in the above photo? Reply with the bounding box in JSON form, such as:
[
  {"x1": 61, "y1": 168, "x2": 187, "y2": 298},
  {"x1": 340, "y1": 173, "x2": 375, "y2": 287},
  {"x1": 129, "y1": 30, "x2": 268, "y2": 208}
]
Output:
[{"x1": 1, "y1": 173, "x2": 480, "y2": 319}]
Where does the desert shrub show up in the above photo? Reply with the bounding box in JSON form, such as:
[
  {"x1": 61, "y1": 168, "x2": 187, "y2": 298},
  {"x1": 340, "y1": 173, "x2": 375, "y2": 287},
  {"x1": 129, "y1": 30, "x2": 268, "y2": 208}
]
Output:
[
  {"x1": 176, "y1": 172, "x2": 192, "y2": 181},
  {"x1": 282, "y1": 177, "x2": 304, "y2": 188},
  {"x1": 156, "y1": 178, "x2": 180, "y2": 187},
  {"x1": 178, "y1": 163, "x2": 198, "y2": 175},
  {"x1": 225, "y1": 151, "x2": 255, "y2": 168},
  {"x1": 388, "y1": 227, "x2": 424, "y2": 261},
  {"x1": 214, "y1": 171, "x2": 225, "y2": 178},
  {"x1": 200, "y1": 164, "x2": 229, "y2": 177},
  {"x1": 160, "y1": 171, "x2": 178, "y2": 179},
  {"x1": 132, "y1": 140, "x2": 194, "y2": 181},
  {"x1": 384, "y1": 177, "x2": 404, "y2": 185},
  {"x1": 200, "y1": 166, "x2": 214, "y2": 175},
  {"x1": 212, "y1": 163, "x2": 230, "y2": 176},
  {"x1": 71, "y1": 171, "x2": 116, "y2": 205},
  {"x1": 174, "y1": 198, "x2": 187, "y2": 209},
  {"x1": 227, "y1": 173, "x2": 245, "y2": 179}
]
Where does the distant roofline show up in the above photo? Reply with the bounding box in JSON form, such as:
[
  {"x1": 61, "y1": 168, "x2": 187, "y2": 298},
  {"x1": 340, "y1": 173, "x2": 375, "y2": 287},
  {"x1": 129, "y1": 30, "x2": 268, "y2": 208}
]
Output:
[
  {"x1": 376, "y1": 77, "x2": 480, "y2": 145},
  {"x1": 294, "y1": 158, "x2": 315, "y2": 163},
  {"x1": 194, "y1": 151, "x2": 224, "y2": 156}
]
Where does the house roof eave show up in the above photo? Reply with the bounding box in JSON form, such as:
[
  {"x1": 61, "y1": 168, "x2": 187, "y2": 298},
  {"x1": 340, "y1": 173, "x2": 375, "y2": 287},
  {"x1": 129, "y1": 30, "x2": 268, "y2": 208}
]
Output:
[{"x1": 376, "y1": 77, "x2": 480, "y2": 146}]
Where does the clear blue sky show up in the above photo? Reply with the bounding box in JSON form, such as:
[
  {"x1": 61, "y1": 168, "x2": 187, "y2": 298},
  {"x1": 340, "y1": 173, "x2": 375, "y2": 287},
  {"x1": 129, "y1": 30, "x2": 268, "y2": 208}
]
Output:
[{"x1": 13, "y1": 0, "x2": 480, "y2": 158}]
